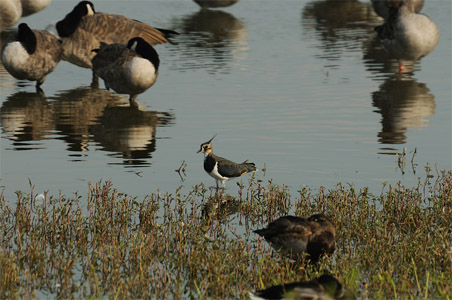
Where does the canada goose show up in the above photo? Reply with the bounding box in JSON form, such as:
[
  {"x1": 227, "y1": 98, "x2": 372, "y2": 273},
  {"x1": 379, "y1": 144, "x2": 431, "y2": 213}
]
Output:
[
  {"x1": 374, "y1": 0, "x2": 439, "y2": 73},
  {"x1": 92, "y1": 37, "x2": 159, "y2": 107},
  {"x1": 254, "y1": 214, "x2": 336, "y2": 263},
  {"x1": 21, "y1": 0, "x2": 51, "y2": 17},
  {"x1": 48, "y1": 1, "x2": 176, "y2": 83},
  {"x1": 197, "y1": 135, "x2": 257, "y2": 189},
  {"x1": 249, "y1": 274, "x2": 356, "y2": 300},
  {"x1": 0, "y1": 0, "x2": 22, "y2": 31},
  {"x1": 371, "y1": 0, "x2": 424, "y2": 19},
  {"x1": 1, "y1": 23, "x2": 63, "y2": 89}
]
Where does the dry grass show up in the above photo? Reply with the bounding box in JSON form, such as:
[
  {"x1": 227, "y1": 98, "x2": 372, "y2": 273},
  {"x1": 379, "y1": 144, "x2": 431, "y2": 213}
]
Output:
[{"x1": 0, "y1": 169, "x2": 451, "y2": 299}]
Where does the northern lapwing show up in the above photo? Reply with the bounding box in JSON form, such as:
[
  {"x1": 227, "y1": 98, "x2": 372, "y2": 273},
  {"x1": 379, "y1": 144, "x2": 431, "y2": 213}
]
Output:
[
  {"x1": 46, "y1": 1, "x2": 177, "y2": 84},
  {"x1": 371, "y1": 0, "x2": 424, "y2": 19},
  {"x1": 249, "y1": 274, "x2": 356, "y2": 300},
  {"x1": 92, "y1": 37, "x2": 159, "y2": 107},
  {"x1": 1, "y1": 23, "x2": 63, "y2": 90},
  {"x1": 253, "y1": 213, "x2": 336, "y2": 263},
  {"x1": 197, "y1": 135, "x2": 257, "y2": 189},
  {"x1": 374, "y1": 0, "x2": 439, "y2": 73}
]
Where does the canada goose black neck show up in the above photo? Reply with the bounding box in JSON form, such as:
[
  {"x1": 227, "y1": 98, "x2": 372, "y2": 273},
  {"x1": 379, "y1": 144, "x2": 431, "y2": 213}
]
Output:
[
  {"x1": 127, "y1": 37, "x2": 160, "y2": 70},
  {"x1": 56, "y1": 1, "x2": 95, "y2": 37},
  {"x1": 18, "y1": 23, "x2": 37, "y2": 54}
]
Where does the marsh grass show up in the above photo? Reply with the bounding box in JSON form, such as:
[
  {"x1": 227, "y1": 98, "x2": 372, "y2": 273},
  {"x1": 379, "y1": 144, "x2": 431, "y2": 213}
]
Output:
[{"x1": 0, "y1": 170, "x2": 451, "y2": 299}]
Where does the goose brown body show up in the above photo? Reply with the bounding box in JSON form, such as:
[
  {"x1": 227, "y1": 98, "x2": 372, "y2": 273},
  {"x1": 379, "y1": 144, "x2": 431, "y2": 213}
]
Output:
[
  {"x1": 52, "y1": 1, "x2": 176, "y2": 69},
  {"x1": 254, "y1": 214, "x2": 336, "y2": 263},
  {"x1": 1, "y1": 23, "x2": 63, "y2": 88},
  {"x1": 92, "y1": 37, "x2": 159, "y2": 106}
]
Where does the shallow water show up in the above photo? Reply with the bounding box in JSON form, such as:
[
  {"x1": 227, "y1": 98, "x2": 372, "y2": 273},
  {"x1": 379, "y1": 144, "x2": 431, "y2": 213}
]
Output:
[{"x1": 1, "y1": 0, "x2": 451, "y2": 201}]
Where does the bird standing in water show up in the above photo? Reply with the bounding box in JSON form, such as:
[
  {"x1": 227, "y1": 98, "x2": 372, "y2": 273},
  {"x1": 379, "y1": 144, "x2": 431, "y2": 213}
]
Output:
[
  {"x1": 374, "y1": 0, "x2": 439, "y2": 73},
  {"x1": 197, "y1": 135, "x2": 257, "y2": 189},
  {"x1": 92, "y1": 37, "x2": 159, "y2": 107},
  {"x1": 1, "y1": 23, "x2": 63, "y2": 90},
  {"x1": 47, "y1": 1, "x2": 176, "y2": 85}
]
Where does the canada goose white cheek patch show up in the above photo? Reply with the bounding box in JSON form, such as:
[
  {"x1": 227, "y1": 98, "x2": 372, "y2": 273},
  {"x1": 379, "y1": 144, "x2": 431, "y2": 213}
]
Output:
[
  {"x1": 2, "y1": 42, "x2": 29, "y2": 70},
  {"x1": 86, "y1": 3, "x2": 95, "y2": 15}
]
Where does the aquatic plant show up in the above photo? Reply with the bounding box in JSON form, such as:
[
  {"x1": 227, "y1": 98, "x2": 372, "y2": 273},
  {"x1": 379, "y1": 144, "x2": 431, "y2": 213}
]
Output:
[{"x1": 0, "y1": 169, "x2": 451, "y2": 299}]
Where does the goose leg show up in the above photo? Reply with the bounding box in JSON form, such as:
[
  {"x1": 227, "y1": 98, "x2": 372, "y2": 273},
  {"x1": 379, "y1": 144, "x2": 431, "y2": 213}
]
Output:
[
  {"x1": 129, "y1": 95, "x2": 138, "y2": 108},
  {"x1": 398, "y1": 60, "x2": 404, "y2": 74},
  {"x1": 36, "y1": 76, "x2": 45, "y2": 88},
  {"x1": 91, "y1": 71, "x2": 99, "y2": 89}
]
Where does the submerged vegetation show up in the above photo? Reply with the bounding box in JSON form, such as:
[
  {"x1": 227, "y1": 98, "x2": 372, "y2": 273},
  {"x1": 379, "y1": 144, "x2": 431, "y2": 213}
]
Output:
[{"x1": 0, "y1": 169, "x2": 451, "y2": 299}]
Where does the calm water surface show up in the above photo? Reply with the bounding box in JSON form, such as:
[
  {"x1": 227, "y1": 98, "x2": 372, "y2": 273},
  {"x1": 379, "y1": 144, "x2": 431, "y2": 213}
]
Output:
[{"x1": 1, "y1": 0, "x2": 451, "y2": 201}]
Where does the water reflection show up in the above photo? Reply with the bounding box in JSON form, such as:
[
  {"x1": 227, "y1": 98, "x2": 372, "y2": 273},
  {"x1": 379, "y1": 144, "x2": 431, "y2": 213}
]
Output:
[
  {"x1": 1, "y1": 86, "x2": 175, "y2": 165},
  {"x1": 301, "y1": 0, "x2": 380, "y2": 63},
  {"x1": 372, "y1": 76, "x2": 435, "y2": 150},
  {"x1": 193, "y1": 0, "x2": 239, "y2": 9},
  {"x1": 168, "y1": 9, "x2": 248, "y2": 73},
  {"x1": 92, "y1": 106, "x2": 174, "y2": 166},
  {"x1": 1, "y1": 90, "x2": 50, "y2": 147},
  {"x1": 51, "y1": 86, "x2": 122, "y2": 152},
  {"x1": 362, "y1": 36, "x2": 420, "y2": 76}
]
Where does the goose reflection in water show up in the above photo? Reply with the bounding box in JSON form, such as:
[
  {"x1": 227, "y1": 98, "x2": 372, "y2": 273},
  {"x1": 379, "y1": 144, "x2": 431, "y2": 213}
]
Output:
[
  {"x1": 372, "y1": 77, "x2": 435, "y2": 150},
  {"x1": 0, "y1": 86, "x2": 174, "y2": 166},
  {"x1": 301, "y1": 0, "x2": 380, "y2": 62},
  {"x1": 362, "y1": 36, "x2": 420, "y2": 76},
  {"x1": 91, "y1": 106, "x2": 174, "y2": 166},
  {"x1": 50, "y1": 86, "x2": 124, "y2": 152},
  {"x1": 0, "y1": 90, "x2": 50, "y2": 145},
  {"x1": 1, "y1": 87, "x2": 122, "y2": 150},
  {"x1": 168, "y1": 9, "x2": 248, "y2": 73},
  {"x1": 193, "y1": 0, "x2": 239, "y2": 9}
]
